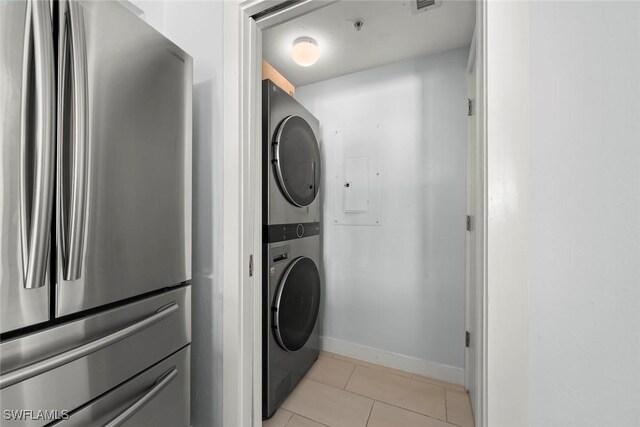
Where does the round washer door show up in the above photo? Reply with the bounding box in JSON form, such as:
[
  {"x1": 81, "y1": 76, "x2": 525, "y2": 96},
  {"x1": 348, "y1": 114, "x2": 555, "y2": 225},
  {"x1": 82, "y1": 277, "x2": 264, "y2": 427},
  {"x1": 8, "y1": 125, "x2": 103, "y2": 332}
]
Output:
[
  {"x1": 273, "y1": 115, "x2": 321, "y2": 207},
  {"x1": 273, "y1": 256, "x2": 321, "y2": 352}
]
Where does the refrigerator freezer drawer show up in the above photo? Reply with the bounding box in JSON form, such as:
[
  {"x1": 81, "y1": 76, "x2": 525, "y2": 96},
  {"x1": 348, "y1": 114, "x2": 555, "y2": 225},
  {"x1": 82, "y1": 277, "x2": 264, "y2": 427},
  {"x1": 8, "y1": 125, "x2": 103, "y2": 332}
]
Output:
[
  {"x1": 56, "y1": 346, "x2": 190, "y2": 427},
  {"x1": 0, "y1": 286, "x2": 190, "y2": 427}
]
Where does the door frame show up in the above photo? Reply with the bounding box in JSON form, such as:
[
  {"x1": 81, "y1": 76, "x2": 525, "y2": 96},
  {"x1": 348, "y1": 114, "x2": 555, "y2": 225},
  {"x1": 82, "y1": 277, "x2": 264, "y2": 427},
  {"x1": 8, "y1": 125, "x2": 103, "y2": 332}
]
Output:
[
  {"x1": 465, "y1": 22, "x2": 478, "y2": 417},
  {"x1": 222, "y1": 3, "x2": 338, "y2": 425},
  {"x1": 465, "y1": 24, "x2": 476, "y2": 388},
  {"x1": 222, "y1": 1, "x2": 488, "y2": 425},
  {"x1": 464, "y1": 1, "x2": 488, "y2": 425}
]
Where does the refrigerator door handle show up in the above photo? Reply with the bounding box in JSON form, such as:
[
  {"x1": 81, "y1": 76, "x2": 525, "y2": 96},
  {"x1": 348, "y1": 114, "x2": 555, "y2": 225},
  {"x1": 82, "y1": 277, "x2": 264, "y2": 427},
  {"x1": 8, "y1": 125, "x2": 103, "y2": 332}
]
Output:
[
  {"x1": 57, "y1": 6, "x2": 68, "y2": 267},
  {"x1": 0, "y1": 302, "x2": 179, "y2": 390},
  {"x1": 102, "y1": 366, "x2": 178, "y2": 427},
  {"x1": 19, "y1": 0, "x2": 33, "y2": 285},
  {"x1": 63, "y1": 0, "x2": 88, "y2": 281},
  {"x1": 22, "y1": 0, "x2": 55, "y2": 289}
]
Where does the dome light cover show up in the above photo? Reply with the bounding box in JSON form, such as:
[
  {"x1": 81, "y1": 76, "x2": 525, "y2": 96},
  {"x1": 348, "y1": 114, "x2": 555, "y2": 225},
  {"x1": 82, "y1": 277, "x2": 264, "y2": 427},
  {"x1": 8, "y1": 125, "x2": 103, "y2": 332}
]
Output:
[{"x1": 291, "y1": 37, "x2": 319, "y2": 67}]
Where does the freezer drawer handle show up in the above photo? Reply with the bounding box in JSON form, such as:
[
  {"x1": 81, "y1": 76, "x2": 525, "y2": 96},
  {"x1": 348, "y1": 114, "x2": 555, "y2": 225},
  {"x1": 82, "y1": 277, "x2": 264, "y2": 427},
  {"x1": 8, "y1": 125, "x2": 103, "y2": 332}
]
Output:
[
  {"x1": 0, "y1": 302, "x2": 179, "y2": 390},
  {"x1": 102, "y1": 366, "x2": 178, "y2": 427}
]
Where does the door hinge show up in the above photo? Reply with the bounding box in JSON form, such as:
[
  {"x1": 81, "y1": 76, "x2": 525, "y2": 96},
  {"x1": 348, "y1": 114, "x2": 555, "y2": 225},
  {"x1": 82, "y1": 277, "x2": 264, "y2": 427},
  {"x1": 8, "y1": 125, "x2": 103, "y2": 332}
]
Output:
[
  {"x1": 466, "y1": 215, "x2": 473, "y2": 232},
  {"x1": 465, "y1": 331, "x2": 471, "y2": 348},
  {"x1": 467, "y1": 98, "x2": 473, "y2": 116},
  {"x1": 249, "y1": 254, "x2": 254, "y2": 277}
]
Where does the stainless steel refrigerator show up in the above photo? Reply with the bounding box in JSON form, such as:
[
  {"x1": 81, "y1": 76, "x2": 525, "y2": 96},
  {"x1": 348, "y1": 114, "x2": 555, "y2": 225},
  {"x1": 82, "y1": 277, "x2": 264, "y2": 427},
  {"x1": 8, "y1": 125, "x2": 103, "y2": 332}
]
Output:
[{"x1": 0, "y1": 1, "x2": 192, "y2": 425}]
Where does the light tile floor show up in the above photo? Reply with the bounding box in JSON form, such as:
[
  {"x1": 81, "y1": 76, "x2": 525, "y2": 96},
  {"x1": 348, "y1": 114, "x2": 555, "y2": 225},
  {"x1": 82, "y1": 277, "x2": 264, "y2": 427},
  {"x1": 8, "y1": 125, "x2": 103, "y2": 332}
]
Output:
[{"x1": 263, "y1": 352, "x2": 474, "y2": 427}]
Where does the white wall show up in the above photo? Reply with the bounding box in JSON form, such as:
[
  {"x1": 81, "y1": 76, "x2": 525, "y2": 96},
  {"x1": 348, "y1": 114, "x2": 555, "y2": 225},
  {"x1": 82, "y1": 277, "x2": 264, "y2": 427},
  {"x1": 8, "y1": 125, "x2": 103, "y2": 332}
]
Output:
[
  {"x1": 297, "y1": 48, "x2": 469, "y2": 377},
  {"x1": 131, "y1": 2, "x2": 225, "y2": 426},
  {"x1": 126, "y1": 0, "x2": 165, "y2": 32},
  {"x1": 529, "y1": 2, "x2": 640, "y2": 426},
  {"x1": 164, "y1": 3, "x2": 224, "y2": 427}
]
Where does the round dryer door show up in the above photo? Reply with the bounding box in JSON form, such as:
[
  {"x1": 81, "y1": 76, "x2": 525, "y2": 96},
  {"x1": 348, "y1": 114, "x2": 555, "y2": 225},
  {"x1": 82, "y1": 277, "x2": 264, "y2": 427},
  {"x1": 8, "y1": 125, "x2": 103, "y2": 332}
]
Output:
[
  {"x1": 273, "y1": 256, "x2": 321, "y2": 352},
  {"x1": 273, "y1": 115, "x2": 321, "y2": 207}
]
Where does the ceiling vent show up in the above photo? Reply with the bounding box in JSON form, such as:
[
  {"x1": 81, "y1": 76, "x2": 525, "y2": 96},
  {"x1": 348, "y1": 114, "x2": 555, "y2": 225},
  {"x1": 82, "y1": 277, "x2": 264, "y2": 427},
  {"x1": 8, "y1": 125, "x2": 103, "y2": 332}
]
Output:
[{"x1": 411, "y1": 0, "x2": 442, "y2": 14}]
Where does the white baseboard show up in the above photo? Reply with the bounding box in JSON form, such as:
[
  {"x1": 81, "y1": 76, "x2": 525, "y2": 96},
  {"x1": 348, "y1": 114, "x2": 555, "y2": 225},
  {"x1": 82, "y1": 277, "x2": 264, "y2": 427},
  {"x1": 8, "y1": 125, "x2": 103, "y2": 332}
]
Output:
[{"x1": 319, "y1": 336, "x2": 465, "y2": 386}]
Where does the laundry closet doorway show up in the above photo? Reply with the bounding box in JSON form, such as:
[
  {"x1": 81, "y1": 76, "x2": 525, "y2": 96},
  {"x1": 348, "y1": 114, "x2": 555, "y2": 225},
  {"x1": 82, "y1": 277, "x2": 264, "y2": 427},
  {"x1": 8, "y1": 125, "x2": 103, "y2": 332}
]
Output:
[{"x1": 221, "y1": 1, "x2": 487, "y2": 426}]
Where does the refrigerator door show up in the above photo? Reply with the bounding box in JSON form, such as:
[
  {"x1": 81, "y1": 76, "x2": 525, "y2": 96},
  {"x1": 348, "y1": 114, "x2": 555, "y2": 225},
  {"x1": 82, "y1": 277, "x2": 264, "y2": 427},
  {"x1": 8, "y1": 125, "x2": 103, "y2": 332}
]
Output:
[
  {"x1": 56, "y1": 0, "x2": 192, "y2": 316},
  {"x1": 0, "y1": 286, "x2": 190, "y2": 427},
  {"x1": 0, "y1": 1, "x2": 53, "y2": 333}
]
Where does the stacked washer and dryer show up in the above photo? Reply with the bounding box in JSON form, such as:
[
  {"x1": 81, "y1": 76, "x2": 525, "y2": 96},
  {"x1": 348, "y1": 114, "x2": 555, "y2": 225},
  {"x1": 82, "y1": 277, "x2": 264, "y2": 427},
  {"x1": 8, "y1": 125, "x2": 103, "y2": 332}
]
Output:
[{"x1": 262, "y1": 80, "x2": 322, "y2": 419}]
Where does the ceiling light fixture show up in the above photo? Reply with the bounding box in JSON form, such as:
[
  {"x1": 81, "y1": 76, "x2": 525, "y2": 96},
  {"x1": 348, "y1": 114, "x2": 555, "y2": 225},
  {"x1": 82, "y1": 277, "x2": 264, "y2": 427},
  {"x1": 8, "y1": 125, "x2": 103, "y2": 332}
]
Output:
[{"x1": 291, "y1": 37, "x2": 319, "y2": 67}]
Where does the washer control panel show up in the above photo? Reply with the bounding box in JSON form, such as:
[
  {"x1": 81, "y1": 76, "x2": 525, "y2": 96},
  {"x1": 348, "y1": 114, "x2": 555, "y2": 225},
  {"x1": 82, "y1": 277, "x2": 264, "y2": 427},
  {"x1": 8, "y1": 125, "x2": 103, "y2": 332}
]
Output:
[{"x1": 265, "y1": 222, "x2": 320, "y2": 243}]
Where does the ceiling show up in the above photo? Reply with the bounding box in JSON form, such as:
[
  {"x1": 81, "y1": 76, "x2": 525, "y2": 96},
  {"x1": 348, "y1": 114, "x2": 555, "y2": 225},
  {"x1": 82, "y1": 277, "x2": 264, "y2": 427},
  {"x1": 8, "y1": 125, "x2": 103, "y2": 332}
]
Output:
[{"x1": 262, "y1": 0, "x2": 476, "y2": 87}]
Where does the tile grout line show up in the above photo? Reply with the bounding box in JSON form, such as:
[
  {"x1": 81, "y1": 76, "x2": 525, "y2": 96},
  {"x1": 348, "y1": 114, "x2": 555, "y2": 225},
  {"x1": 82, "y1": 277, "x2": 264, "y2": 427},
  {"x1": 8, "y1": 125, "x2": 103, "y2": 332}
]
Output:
[
  {"x1": 298, "y1": 357, "x2": 471, "y2": 427},
  {"x1": 305, "y1": 356, "x2": 358, "y2": 390},
  {"x1": 443, "y1": 388, "x2": 473, "y2": 427},
  {"x1": 412, "y1": 374, "x2": 466, "y2": 392},
  {"x1": 290, "y1": 413, "x2": 331, "y2": 427},
  {"x1": 340, "y1": 366, "x2": 430, "y2": 410},
  {"x1": 444, "y1": 387, "x2": 449, "y2": 424},
  {"x1": 285, "y1": 378, "x2": 375, "y2": 427},
  {"x1": 341, "y1": 356, "x2": 405, "y2": 377},
  {"x1": 336, "y1": 353, "x2": 464, "y2": 391},
  {"x1": 280, "y1": 410, "x2": 294, "y2": 427},
  {"x1": 342, "y1": 364, "x2": 451, "y2": 403},
  {"x1": 283, "y1": 404, "x2": 325, "y2": 427},
  {"x1": 276, "y1": 399, "x2": 460, "y2": 427},
  {"x1": 364, "y1": 399, "x2": 375, "y2": 427},
  {"x1": 372, "y1": 396, "x2": 458, "y2": 426},
  {"x1": 343, "y1": 363, "x2": 358, "y2": 390},
  {"x1": 336, "y1": 371, "x2": 454, "y2": 426},
  {"x1": 303, "y1": 377, "x2": 380, "y2": 420},
  {"x1": 322, "y1": 356, "x2": 469, "y2": 422},
  {"x1": 305, "y1": 376, "x2": 362, "y2": 399}
]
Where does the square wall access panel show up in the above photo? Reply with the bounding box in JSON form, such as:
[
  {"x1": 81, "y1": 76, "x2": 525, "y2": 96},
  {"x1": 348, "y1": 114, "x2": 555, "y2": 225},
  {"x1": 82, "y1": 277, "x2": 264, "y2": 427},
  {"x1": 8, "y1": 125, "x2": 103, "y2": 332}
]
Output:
[{"x1": 331, "y1": 125, "x2": 382, "y2": 226}]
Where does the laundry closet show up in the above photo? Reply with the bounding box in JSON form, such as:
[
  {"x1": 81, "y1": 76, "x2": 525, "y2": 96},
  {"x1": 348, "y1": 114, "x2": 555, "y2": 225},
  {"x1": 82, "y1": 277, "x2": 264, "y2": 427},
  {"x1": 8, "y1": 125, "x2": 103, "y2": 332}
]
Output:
[{"x1": 260, "y1": 2, "x2": 478, "y2": 426}]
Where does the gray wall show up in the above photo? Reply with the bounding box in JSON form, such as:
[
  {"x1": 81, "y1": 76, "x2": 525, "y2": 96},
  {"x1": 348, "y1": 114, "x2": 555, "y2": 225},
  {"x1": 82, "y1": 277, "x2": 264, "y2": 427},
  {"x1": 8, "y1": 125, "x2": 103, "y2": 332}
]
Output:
[
  {"x1": 297, "y1": 48, "x2": 469, "y2": 369},
  {"x1": 529, "y1": 2, "x2": 640, "y2": 425}
]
